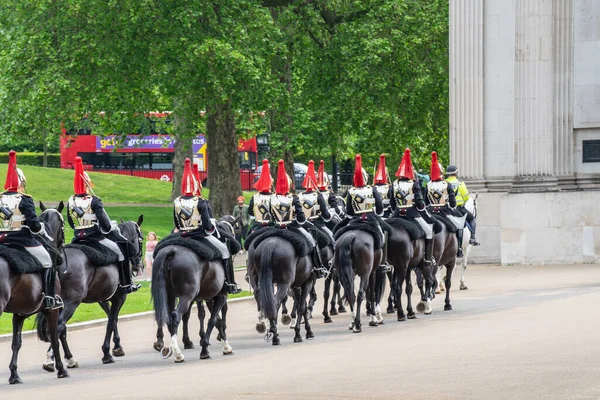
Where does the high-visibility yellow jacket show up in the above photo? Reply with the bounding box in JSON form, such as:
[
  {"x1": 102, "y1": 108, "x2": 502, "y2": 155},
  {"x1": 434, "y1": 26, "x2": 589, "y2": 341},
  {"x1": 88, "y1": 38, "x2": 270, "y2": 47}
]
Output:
[{"x1": 445, "y1": 176, "x2": 469, "y2": 206}]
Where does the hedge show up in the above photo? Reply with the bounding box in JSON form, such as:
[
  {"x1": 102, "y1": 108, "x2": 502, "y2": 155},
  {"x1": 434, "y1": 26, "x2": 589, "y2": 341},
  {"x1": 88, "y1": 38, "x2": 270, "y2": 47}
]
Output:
[{"x1": 0, "y1": 152, "x2": 61, "y2": 167}]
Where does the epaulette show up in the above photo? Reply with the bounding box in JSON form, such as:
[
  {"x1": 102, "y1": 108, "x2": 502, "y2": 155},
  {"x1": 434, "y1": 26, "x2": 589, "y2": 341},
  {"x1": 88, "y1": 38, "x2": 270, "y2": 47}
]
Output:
[{"x1": 20, "y1": 192, "x2": 31, "y2": 198}]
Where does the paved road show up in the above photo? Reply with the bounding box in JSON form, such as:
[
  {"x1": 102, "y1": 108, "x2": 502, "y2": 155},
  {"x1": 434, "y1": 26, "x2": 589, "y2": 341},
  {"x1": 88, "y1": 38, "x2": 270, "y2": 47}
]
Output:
[{"x1": 1, "y1": 264, "x2": 600, "y2": 400}]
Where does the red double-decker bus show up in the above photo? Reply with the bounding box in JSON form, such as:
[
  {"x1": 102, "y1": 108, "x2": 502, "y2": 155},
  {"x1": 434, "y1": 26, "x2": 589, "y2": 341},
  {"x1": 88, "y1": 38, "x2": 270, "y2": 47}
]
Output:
[{"x1": 60, "y1": 127, "x2": 260, "y2": 190}]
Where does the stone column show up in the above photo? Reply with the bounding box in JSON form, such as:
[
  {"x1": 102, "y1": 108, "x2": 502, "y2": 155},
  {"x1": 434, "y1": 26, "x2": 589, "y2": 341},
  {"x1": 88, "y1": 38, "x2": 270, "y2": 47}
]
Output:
[{"x1": 449, "y1": 0, "x2": 485, "y2": 187}]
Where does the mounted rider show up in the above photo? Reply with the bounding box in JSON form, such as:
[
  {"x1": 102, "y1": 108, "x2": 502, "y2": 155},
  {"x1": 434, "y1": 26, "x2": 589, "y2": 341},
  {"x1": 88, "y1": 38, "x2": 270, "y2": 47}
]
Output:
[
  {"x1": 389, "y1": 148, "x2": 435, "y2": 268},
  {"x1": 67, "y1": 156, "x2": 141, "y2": 294},
  {"x1": 445, "y1": 165, "x2": 480, "y2": 246},
  {"x1": 0, "y1": 151, "x2": 63, "y2": 310},
  {"x1": 316, "y1": 160, "x2": 343, "y2": 218},
  {"x1": 373, "y1": 154, "x2": 392, "y2": 218},
  {"x1": 298, "y1": 160, "x2": 335, "y2": 248},
  {"x1": 426, "y1": 152, "x2": 466, "y2": 257},
  {"x1": 271, "y1": 159, "x2": 328, "y2": 279},
  {"x1": 247, "y1": 159, "x2": 274, "y2": 238},
  {"x1": 173, "y1": 158, "x2": 242, "y2": 295}
]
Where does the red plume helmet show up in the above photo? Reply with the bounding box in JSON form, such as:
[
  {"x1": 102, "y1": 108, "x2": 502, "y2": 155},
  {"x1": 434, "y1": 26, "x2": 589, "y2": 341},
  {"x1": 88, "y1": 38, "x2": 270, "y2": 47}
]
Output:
[
  {"x1": 275, "y1": 159, "x2": 290, "y2": 195},
  {"x1": 303, "y1": 160, "x2": 318, "y2": 192},
  {"x1": 353, "y1": 154, "x2": 366, "y2": 187},
  {"x1": 181, "y1": 158, "x2": 196, "y2": 196},
  {"x1": 430, "y1": 152, "x2": 442, "y2": 181},
  {"x1": 395, "y1": 148, "x2": 415, "y2": 180},
  {"x1": 316, "y1": 160, "x2": 328, "y2": 191},
  {"x1": 192, "y1": 163, "x2": 202, "y2": 196},
  {"x1": 374, "y1": 154, "x2": 388, "y2": 185},
  {"x1": 4, "y1": 150, "x2": 20, "y2": 192},
  {"x1": 73, "y1": 156, "x2": 88, "y2": 195},
  {"x1": 253, "y1": 159, "x2": 272, "y2": 193}
]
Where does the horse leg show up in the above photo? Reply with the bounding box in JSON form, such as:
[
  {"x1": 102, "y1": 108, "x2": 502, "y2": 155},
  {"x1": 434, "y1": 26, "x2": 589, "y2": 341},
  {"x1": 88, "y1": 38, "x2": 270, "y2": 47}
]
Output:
[
  {"x1": 280, "y1": 295, "x2": 292, "y2": 326},
  {"x1": 394, "y1": 268, "x2": 406, "y2": 321},
  {"x1": 198, "y1": 301, "x2": 206, "y2": 344},
  {"x1": 58, "y1": 302, "x2": 79, "y2": 369},
  {"x1": 460, "y1": 246, "x2": 470, "y2": 290},
  {"x1": 8, "y1": 314, "x2": 25, "y2": 384},
  {"x1": 46, "y1": 309, "x2": 69, "y2": 379},
  {"x1": 182, "y1": 304, "x2": 194, "y2": 349},
  {"x1": 303, "y1": 281, "x2": 315, "y2": 340},
  {"x1": 405, "y1": 268, "x2": 416, "y2": 319},
  {"x1": 101, "y1": 293, "x2": 126, "y2": 364},
  {"x1": 335, "y1": 276, "x2": 346, "y2": 313},
  {"x1": 422, "y1": 262, "x2": 434, "y2": 315},
  {"x1": 322, "y1": 274, "x2": 333, "y2": 323},
  {"x1": 353, "y1": 278, "x2": 367, "y2": 333},
  {"x1": 374, "y1": 269, "x2": 385, "y2": 324},
  {"x1": 307, "y1": 281, "x2": 317, "y2": 320},
  {"x1": 292, "y1": 286, "x2": 304, "y2": 343},
  {"x1": 386, "y1": 269, "x2": 395, "y2": 314},
  {"x1": 165, "y1": 296, "x2": 193, "y2": 363},
  {"x1": 444, "y1": 263, "x2": 455, "y2": 311},
  {"x1": 154, "y1": 292, "x2": 175, "y2": 351},
  {"x1": 200, "y1": 293, "x2": 228, "y2": 359},
  {"x1": 97, "y1": 300, "x2": 124, "y2": 357},
  {"x1": 215, "y1": 301, "x2": 230, "y2": 352}
]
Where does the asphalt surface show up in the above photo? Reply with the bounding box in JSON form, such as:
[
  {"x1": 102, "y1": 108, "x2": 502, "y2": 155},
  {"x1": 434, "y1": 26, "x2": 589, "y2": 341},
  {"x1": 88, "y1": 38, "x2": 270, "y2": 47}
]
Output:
[{"x1": 1, "y1": 263, "x2": 600, "y2": 400}]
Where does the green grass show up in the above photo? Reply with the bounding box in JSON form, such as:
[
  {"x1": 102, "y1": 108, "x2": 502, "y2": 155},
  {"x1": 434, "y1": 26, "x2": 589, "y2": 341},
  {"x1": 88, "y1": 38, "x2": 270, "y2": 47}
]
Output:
[{"x1": 0, "y1": 282, "x2": 251, "y2": 334}]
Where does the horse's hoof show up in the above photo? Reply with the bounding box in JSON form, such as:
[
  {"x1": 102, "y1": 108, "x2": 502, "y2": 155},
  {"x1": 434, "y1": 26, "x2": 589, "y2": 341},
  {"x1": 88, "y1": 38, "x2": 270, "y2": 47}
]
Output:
[
  {"x1": 435, "y1": 289, "x2": 441, "y2": 294},
  {"x1": 444, "y1": 304, "x2": 453, "y2": 311},
  {"x1": 112, "y1": 347, "x2": 125, "y2": 357},
  {"x1": 352, "y1": 326, "x2": 362, "y2": 333},
  {"x1": 397, "y1": 315, "x2": 406, "y2": 322},
  {"x1": 386, "y1": 307, "x2": 395, "y2": 314},
  {"x1": 256, "y1": 322, "x2": 267, "y2": 334},
  {"x1": 293, "y1": 336, "x2": 303, "y2": 343},
  {"x1": 153, "y1": 342, "x2": 164, "y2": 352},
  {"x1": 369, "y1": 321, "x2": 378, "y2": 327},
  {"x1": 306, "y1": 331, "x2": 315, "y2": 340},
  {"x1": 66, "y1": 359, "x2": 79, "y2": 369},
  {"x1": 324, "y1": 316, "x2": 332, "y2": 323},
  {"x1": 272, "y1": 338, "x2": 281, "y2": 346},
  {"x1": 378, "y1": 320, "x2": 385, "y2": 325},
  {"x1": 329, "y1": 308, "x2": 338, "y2": 316},
  {"x1": 416, "y1": 301, "x2": 425, "y2": 313},
  {"x1": 308, "y1": 311, "x2": 313, "y2": 320},
  {"x1": 184, "y1": 342, "x2": 195, "y2": 350},
  {"x1": 460, "y1": 284, "x2": 468, "y2": 290},
  {"x1": 174, "y1": 356, "x2": 185, "y2": 363},
  {"x1": 408, "y1": 313, "x2": 417, "y2": 320},
  {"x1": 9, "y1": 375, "x2": 23, "y2": 385},
  {"x1": 281, "y1": 314, "x2": 292, "y2": 326},
  {"x1": 42, "y1": 363, "x2": 55, "y2": 373},
  {"x1": 161, "y1": 347, "x2": 173, "y2": 359},
  {"x1": 337, "y1": 306, "x2": 347, "y2": 313},
  {"x1": 102, "y1": 356, "x2": 115, "y2": 364},
  {"x1": 200, "y1": 353, "x2": 211, "y2": 360},
  {"x1": 57, "y1": 369, "x2": 70, "y2": 379}
]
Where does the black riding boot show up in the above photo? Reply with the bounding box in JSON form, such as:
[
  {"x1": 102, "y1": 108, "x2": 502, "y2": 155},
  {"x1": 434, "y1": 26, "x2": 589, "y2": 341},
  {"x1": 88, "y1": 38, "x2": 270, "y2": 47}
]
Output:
[
  {"x1": 424, "y1": 238, "x2": 435, "y2": 267},
  {"x1": 311, "y1": 246, "x2": 328, "y2": 279},
  {"x1": 119, "y1": 260, "x2": 141, "y2": 294},
  {"x1": 469, "y1": 220, "x2": 480, "y2": 245},
  {"x1": 380, "y1": 232, "x2": 392, "y2": 272},
  {"x1": 456, "y1": 230, "x2": 464, "y2": 258},
  {"x1": 43, "y1": 268, "x2": 63, "y2": 310},
  {"x1": 223, "y1": 257, "x2": 242, "y2": 295}
]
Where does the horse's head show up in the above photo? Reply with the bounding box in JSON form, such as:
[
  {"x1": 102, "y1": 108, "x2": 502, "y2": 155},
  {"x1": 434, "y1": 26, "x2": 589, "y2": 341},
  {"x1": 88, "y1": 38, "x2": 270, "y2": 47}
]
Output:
[
  {"x1": 117, "y1": 215, "x2": 144, "y2": 275},
  {"x1": 39, "y1": 201, "x2": 65, "y2": 249},
  {"x1": 464, "y1": 192, "x2": 478, "y2": 218},
  {"x1": 217, "y1": 215, "x2": 237, "y2": 236}
]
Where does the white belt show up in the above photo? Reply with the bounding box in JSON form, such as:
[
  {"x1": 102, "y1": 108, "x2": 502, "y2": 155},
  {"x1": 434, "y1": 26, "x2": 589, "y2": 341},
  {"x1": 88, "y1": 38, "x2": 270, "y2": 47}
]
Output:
[{"x1": 11, "y1": 215, "x2": 25, "y2": 222}]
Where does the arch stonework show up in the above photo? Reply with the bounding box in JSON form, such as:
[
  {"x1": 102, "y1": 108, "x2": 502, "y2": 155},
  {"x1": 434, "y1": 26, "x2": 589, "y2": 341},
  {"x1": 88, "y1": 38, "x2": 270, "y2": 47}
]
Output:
[{"x1": 450, "y1": 0, "x2": 600, "y2": 264}]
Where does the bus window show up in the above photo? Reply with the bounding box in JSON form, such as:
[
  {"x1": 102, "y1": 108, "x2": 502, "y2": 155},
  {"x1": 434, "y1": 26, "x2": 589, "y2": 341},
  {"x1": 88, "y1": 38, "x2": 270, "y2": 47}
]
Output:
[
  {"x1": 150, "y1": 153, "x2": 174, "y2": 169},
  {"x1": 238, "y1": 151, "x2": 256, "y2": 171}
]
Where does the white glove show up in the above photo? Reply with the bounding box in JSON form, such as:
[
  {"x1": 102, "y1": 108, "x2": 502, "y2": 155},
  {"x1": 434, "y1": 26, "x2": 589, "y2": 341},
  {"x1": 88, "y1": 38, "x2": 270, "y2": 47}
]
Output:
[
  {"x1": 36, "y1": 222, "x2": 54, "y2": 242},
  {"x1": 110, "y1": 220, "x2": 119, "y2": 232}
]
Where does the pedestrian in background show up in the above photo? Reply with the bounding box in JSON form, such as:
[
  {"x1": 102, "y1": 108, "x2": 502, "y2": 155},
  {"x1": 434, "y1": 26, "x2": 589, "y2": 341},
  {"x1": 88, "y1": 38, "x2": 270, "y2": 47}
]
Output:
[
  {"x1": 144, "y1": 231, "x2": 158, "y2": 280},
  {"x1": 232, "y1": 196, "x2": 250, "y2": 250}
]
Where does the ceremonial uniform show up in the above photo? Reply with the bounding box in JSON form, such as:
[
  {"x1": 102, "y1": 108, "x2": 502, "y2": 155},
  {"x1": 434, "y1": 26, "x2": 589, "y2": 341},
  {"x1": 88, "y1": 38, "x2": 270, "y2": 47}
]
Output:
[
  {"x1": 67, "y1": 157, "x2": 140, "y2": 293},
  {"x1": 247, "y1": 159, "x2": 274, "y2": 238},
  {"x1": 446, "y1": 165, "x2": 480, "y2": 246},
  {"x1": 316, "y1": 160, "x2": 343, "y2": 219},
  {"x1": 0, "y1": 151, "x2": 62, "y2": 309}
]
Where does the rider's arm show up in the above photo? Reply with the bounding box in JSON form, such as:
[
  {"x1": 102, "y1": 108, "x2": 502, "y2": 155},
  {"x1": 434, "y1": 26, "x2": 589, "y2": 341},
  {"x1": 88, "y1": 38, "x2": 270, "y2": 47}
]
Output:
[
  {"x1": 19, "y1": 195, "x2": 42, "y2": 234},
  {"x1": 92, "y1": 197, "x2": 112, "y2": 234},
  {"x1": 172, "y1": 207, "x2": 180, "y2": 230},
  {"x1": 317, "y1": 192, "x2": 332, "y2": 221},
  {"x1": 413, "y1": 181, "x2": 425, "y2": 211},
  {"x1": 66, "y1": 203, "x2": 76, "y2": 229},
  {"x1": 248, "y1": 197, "x2": 255, "y2": 217},
  {"x1": 198, "y1": 200, "x2": 215, "y2": 233},
  {"x1": 372, "y1": 187, "x2": 384, "y2": 216},
  {"x1": 293, "y1": 195, "x2": 306, "y2": 224},
  {"x1": 448, "y1": 184, "x2": 457, "y2": 209},
  {"x1": 345, "y1": 193, "x2": 354, "y2": 216},
  {"x1": 388, "y1": 185, "x2": 396, "y2": 211}
]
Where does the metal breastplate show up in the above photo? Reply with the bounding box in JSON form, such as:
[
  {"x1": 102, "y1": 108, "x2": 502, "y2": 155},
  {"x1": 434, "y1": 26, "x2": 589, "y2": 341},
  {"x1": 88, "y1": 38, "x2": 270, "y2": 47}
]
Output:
[
  {"x1": 174, "y1": 196, "x2": 201, "y2": 231},
  {"x1": 252, "y1": 194, "x2": 272, "y2": 223},
  {"x1": 299, "y1": 191, "x2": 319, "y2": 220},
  {"x1": 349, "y1": 186, "x2": 375, "y2": 214},
  {"x1": 0, "y1": 193, "x2": 25, "y2": 232},
  {"x1": 68, "y1": 196, "x2": 97, "y2": 229},
  {"x1": 427, "y1": 181, "x2": 449, "y2": 206},
  {"x1": 393, "y1": 180, "x2": 415, "y2": 208},
  {"x1": 271, "y1": 194, "x2": 294, "y2": 226},
  {"x1": 375, "y1": 184, "x2": 390, "y2": 207}
]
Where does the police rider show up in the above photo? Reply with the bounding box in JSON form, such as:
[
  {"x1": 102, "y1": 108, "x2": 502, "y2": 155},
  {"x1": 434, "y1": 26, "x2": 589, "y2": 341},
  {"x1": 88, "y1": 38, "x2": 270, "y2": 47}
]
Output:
[{"x1": 445, "y1": 165, "x2": 480, "y2": 247}]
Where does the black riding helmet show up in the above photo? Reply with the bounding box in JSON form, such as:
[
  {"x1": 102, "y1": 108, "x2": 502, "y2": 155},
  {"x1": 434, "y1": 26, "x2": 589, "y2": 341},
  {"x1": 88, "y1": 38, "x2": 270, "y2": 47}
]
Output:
[{"x1": 446, "y1": 165, "x2": 458, "y2": 175}]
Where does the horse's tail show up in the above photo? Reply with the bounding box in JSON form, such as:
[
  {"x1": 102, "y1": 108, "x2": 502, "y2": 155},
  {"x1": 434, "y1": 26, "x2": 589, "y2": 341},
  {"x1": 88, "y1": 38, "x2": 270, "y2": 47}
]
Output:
[
  {"x1": 258, "y1": 240, "x2": 277, "y2": 320},
  {"x1": 337, "y1": 233, "x2": 356, "y2": 305},
  {"x1": 35, "y1": 312, "x2": 51, "y2": 343},
  {"x1": 151, "y1": 247, "x2": 174, "y2": 328}
]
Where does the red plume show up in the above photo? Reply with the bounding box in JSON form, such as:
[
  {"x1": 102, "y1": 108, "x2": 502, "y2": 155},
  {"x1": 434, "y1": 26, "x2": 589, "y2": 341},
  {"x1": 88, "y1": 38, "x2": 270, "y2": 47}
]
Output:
[
  {"x1": 181, "y1": 158, "x2": 196, "y2": 196},
  {"x1": 192, "y1": 163, "x2": 202, "y2": 196},
  {"x1": 353, "y1": 154, "x2": 365, "y2": 187},
  {"x1": 4, "y1": 150, "x2": 20, "y2": 192},
  {"x1": 374, "y1": 154, "x2": 388, "y2": 184},
  {"x1": 303, "y1": 160, "x2": 318, "y2": 192},
  {"x1": 253, "y1": 159, "x2": 272, "y2": 193},
  {"x1": 73, "y1": 156, "x2": 87, "y2": 195},
  {"x1": 275, "y1": 159, "x2": 289, "y2": 195},
  {"x1": 430, "y1": 152, "x2": 442, "y2": 181},
  {"x1": 316, "y1": 160, "x2": 327, "y2": 191},
  {"x1": 395, "y1": 148, "x2": 415, "y2": 180}
]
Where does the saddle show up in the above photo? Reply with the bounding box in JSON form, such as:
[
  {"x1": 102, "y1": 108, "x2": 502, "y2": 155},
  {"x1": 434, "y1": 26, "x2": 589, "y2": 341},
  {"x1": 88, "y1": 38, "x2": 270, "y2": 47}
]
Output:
[
  {"x1": 66, "y1": 241, "x2": 120, "y2": 267},
  {"x1": 333, "y1": 217, "x2": 392, "y2": 250},
  {"x1": 304, "y1": 223, "x2": 332, "y2": 249},
  {"x1": 216, "y1": 226, "x2": 242, "y2": 255},
  {"x1": 153, "y1": 232, "x2": 222, "y2": 261},
  {"x1": 249, "y1": 227, "x2": 311, "y2": 257},
  {"x1": 386, "y1": 218, "x2": 426, "y2": 241},
  {"x1": 430, "y1": 214, "x2": 458, "y2": 233},
  {"x1": 0, "y1": 244, "x2": 43, "y2": 274}
]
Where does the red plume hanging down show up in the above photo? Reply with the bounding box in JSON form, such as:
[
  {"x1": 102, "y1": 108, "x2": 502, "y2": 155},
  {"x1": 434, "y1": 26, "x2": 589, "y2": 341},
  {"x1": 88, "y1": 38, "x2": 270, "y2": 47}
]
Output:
[
  {"x1": 275, "y1": 159, "x2": 289, "y2": 195},
  {"x1": 4, "y1": 150, "x2": 20, "y2": 192},
  {"x1": 373, "y1": 154, "x2": 388, "y2": 185},
  {"x1": 303, "y1": 160, "x2": 318, "y2": 192},
  {"x1": 254, "y1": 159, "x2": 272, "y2": 193},
  {"x1": 192, "y1": 163, "x2": 203, "y2": 196},
  {"x1": 396, "y1": 148, "x2": 415, "y2": 180},
  {"x1": 353, "y1": 154, "x2": 365, "y2": 187},
  {"x1": 73, "y1": 156, "x2": 88, "y2": 195},
  {"x1": 181, "y1": 158, "x2": 196, "y2": 196},
  {"x1": 316, "y1": 160, "x2": 327, "y2": 191},
  {"x1": 430, "y1": 151, "x2": 442, "y2": 181}
]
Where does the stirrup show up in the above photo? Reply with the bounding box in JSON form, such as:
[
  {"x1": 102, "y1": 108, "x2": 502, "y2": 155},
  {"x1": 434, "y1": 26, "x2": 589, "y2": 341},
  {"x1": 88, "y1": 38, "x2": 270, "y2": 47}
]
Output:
[
  {"x1": 379, "y1": 263, "x2": 393, "y2": 273},
  {"x1": 457, "y1": 248, "x2": 464, "y2": 258},
  {"x1": 313, "y1": 267, "x2": 329, "y2": 279},
  {"x1": 470, "y1": 238, "x2": 480, "y2": 246},
  {"x1": 120, "y1": 283, "x2": 141, "y2": 294},
  {"x1": 227, "y1": 283, "x2": 243, "y2": 295},
  {"x1": 43, "y1": 295, "x2": 63, "y2": 310}
]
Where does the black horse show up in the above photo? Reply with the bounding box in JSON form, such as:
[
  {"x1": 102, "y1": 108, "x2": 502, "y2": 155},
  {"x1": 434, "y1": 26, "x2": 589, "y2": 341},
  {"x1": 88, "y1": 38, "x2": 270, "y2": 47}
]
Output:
[{"x1": 37, "y1": 204, "x2": 144, "y2": 368}]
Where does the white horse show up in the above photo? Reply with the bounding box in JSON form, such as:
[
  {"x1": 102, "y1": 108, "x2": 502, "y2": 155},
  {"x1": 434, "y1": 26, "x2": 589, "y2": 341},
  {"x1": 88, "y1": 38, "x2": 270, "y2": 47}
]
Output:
[{"x1": 437, "y1": 192, "x2": 478, "y2": 292}]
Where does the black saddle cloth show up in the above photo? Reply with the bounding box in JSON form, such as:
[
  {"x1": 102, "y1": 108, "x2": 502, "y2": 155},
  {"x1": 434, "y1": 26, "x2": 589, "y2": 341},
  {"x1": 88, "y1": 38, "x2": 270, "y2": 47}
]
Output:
[
  {"x1": 66, "y1": 241, "x2": 120, "y2": 267},
  {"x1": 304, "y1": 224, "x2": 332, "y2": 249},
  {"x1": 386, "y1": 218, "x2": 426, "y2": 241},
  {"x1": 0, "y1": 244, "x2": 43, "y2": 274},
  {"x1": 333, "y1": 217, "x2": 392, "y2": 250},
  {"x1": 153, "y1": 232, "x2": 221, "y2": 261},
  {"x1": 431, "y1": 213, "x2": 457, "y2": 233},
  {"x1": 217, "y1": 226, "x2": 242, "y2": 255},
  {"x1": 250, "y1": 227, "x2": 311, "y2": 257}
]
